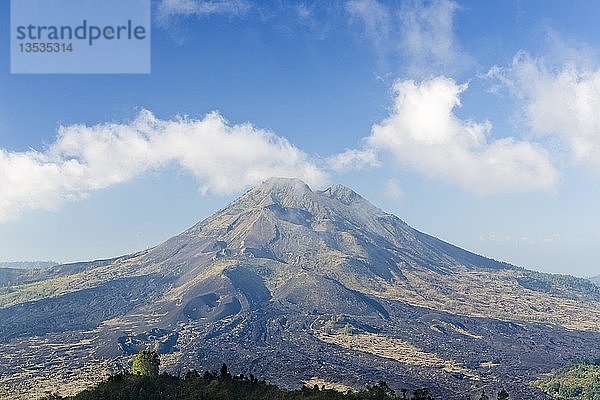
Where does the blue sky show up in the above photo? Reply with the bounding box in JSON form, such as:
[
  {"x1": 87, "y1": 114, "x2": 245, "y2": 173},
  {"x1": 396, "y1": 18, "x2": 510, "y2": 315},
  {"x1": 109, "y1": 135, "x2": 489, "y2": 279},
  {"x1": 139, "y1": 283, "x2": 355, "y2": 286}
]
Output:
[{"x1": 1, "y1": 0, "x2": 600, "y2": 277}]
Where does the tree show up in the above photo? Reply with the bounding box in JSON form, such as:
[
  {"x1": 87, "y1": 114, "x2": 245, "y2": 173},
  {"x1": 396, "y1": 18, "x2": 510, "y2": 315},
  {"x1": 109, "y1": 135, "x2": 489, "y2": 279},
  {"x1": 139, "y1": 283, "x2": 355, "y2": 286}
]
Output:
[
  {"x1": 412, "y1": 388, "x2": 434, "y2": 400},
  {"x1": 203, "y1": 370, "x2": 215, "y2": 380},
  {"x1": 131, "y1": 349, "x2": 160, "y2": 376},
  {"x1": 220, "y1": 363, "x2": 230, "y2": 379},
  {"x1": 479, "y1": 390, "x2": 490, "y2": 400},
  {"x1": 366, "y1": 381, "x2": 396, "y2": 399},
  {"x1": 184, "y1": 369, "x2": 200, "y2": 380},
  {"x1": 497, "y1": 389, "x2": 509, "y2": 400}
]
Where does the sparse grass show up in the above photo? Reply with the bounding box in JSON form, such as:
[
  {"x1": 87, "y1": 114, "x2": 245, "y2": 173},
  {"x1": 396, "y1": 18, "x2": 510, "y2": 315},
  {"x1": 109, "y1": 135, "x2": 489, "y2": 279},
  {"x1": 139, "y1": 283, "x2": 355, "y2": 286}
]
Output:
[
  {"x1": 429, "y1": 320, "x2": 483, "y2": 340},
  {"x1": 366, "y1": 267, "x2": 600, "y2": 331},
  {"x1": 313, "y1": 324, "x2": 479, "y2": 380},
  {"x1": 304, "y1": 377, "x2": 356, "y2": 393},
  {"x1": 0, "y1": 253, "x2": 149, "y2": 308}
]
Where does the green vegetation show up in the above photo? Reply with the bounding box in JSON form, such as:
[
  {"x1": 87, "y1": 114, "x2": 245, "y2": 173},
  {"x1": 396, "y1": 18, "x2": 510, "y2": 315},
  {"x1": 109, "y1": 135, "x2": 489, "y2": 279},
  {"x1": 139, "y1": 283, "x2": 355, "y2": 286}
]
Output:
[
  {"x1": 532, "y1": 361, "x2": 600, "y2": 400},
  {"x1": 521, "y1": 270, "x2": 600, "y2": 300},
  {"x1": 42, "y1": 351, "x2": 513, "y2": 400},
  {"x1": 42, "y1": 370, "x2": 430, "y2": 400},
  {"x1": 321, "y1": 315, "x2": 358, "y2": 335},
  {"x1": 131, "y1": 350, "x2": 160, "y2": 376}
]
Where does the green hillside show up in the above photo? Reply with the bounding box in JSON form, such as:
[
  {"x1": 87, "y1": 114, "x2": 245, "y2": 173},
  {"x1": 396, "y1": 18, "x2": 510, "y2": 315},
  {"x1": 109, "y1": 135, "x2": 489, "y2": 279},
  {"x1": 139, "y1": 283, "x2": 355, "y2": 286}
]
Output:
[{"x1": 532, "y1": 361, "x2": 600, "y2": 400}]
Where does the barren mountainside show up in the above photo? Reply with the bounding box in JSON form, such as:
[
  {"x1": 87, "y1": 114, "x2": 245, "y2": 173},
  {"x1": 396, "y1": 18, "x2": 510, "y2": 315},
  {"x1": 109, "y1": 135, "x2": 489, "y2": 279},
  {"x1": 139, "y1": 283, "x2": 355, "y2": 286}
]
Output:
[{"x1": 0, "y1": 178, "x2": 599, "y2": 399}]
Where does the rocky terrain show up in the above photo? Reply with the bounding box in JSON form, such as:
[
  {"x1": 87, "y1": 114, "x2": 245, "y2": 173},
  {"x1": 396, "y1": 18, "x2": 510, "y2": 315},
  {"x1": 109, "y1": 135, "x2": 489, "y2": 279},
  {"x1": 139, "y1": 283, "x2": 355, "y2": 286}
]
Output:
[{"x1": 0, "y1": 178, "x2": 599, "y2": 399}]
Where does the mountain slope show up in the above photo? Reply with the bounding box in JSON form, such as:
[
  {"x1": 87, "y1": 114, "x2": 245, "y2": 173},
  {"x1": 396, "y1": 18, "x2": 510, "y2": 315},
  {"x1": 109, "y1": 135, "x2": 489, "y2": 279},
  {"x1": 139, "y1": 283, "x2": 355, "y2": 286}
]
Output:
[{"x1": 0, "y1": 178, "x2": 599, "y2": 399}]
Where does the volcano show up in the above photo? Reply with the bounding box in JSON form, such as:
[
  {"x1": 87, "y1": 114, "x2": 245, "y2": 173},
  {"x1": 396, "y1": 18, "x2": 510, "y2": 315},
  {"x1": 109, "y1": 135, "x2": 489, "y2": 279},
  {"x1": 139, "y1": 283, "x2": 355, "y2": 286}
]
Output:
[{"x1": 1, "y1": 178, "x2": 599, "y2": 399}]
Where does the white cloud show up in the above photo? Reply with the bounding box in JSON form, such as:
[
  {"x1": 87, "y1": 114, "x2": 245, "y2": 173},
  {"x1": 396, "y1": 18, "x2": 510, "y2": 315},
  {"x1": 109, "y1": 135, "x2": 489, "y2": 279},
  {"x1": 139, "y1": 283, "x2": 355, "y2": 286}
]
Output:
[
  {"x1": 156, "y1": 0, "x2": 250, "y2": 19},
  {"x1": 488, "y1": 52, "x2": 600, "y2": 167},
  {"x1": 346, "y1": 0, "x2": 469, "y2": 77},
  {"x1": 327, "y1": 148, "x2": 379, "y2": 172},
  {"x1": 384, "y1": 178, "x2": 403, "y2": 201},
  {"x1": 479, "y1": 231, "x2": 559, "y2": 246},
  {"x1": 332, "y1": 76, "x2": 558, "y2": 193},
  {"x1": 0, "y1": 110, "x2": 327, "y2": 222},
  {"x1": 346, "y1": 0, "x2": 391, "y2": 60},
  {"x1": 399, "y1": 0, "x2": 469, "y2": 76},
  {"x1": 296, "y1": 3, "x2": 312, "y2": 20}
]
